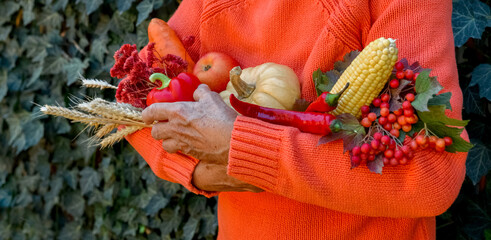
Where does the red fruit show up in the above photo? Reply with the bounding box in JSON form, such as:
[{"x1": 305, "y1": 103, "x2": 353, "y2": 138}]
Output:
[
  {"x1": 407, "y1": 151, "x2": 415, "y2": 160},
  {"x1": 415, "y1": 135, "x2": 427, "y2": 146},
  {"x1": 371, "y1": 139, "x2": 381, "y2": 150},
  {"x1": 373, "y1": 132, "x2": 383, "y2": 140},
  {"x1": 383, "y1": 157, "x2": 390, "y2": 165},
  {"x1": 360, "y1": 153, "x2": 368, "y2": 160},
  {"x1": 402, "y1": 101, "x2": 412, "y2": 109},
  {"x1": 406, "y1": 116, "x2": 417, "y2": 124},
  {"x1": 393, "y1": 109, "x2": 403, "y2": 116},
  {"x1": 413, "y1": 72, "x2": 420, "y2": 81},
  {"x1": 396, "y1": 71, "x2": 405, "y2": 80},
  {"x1": 383, "y1": 123, "x2": 393, "y2": 131},
  {"x1": 436, "y1": 138, "x2": 446, "y2": 149},
  {"x1": 368, "y1": 112, "x2": 377, "y2": 122},
  {"x1": 380, "y1": 103, "x2": 390, "y2": 109},
  {"x1": 368, "y1": 154, "x2": 375, "y2": 161},
  {"x1": 444, "y1": 136, "x2": 453, "y2": 146},
  {"x1": 379, "y1": 116, "x2": 388, "y2": 125},
  {"x1": 378, "y1": 144, "x2": 386, "y2": 152},
  {"x1": 397, "y1": 115, "x2": 407, "y2": 126},
  {"x1": 402, "y1": 124, "x2": 412, "y2": 133},
  {"x1": 435, "y1": 145, "x2": 445, "y2": 152},
  {"x1": 372, "y1": 98, "x2": 382, "y2": 107},
  {"x1": 401, "y1": 145, "x2": 411, "y2": 155},
  {"x1": 361, "y1": 117, "x2": 372, "y2": 128},
  {"x1": 405, "y1": 69, "x2": 414, "y2": 80},
  {"x1": 381, "y1": 93, "x2": 390, "y2": 102},
  {"x1": 404, "y1": 109, "x2": 414, "y2": 117},
  {"x1": 409, "y1": 140, "x2": 419, "y2": 150},
  {"x1": 361, "y1": 105, "x2": 371, "y2": 114},
  {"x1": 352, "y1": 146, "x2": 361, "y2": 156},
  {"x1": 394, "y1": 150, "x2": 404, "y2": 160},
  {"x1": 380, "y1": 107, "x2": 390, "y2": 117},
  {"x1": 361, "y1": 143, "x2": 371, "y2": 153},
  {"x1": 390, "y1": 158, "x2": 399, "y2": 166},
  {"x1": 381, "y1": 135, "x2": 391, "y2": 145},
  {"x1": 390, "y1": 129, "x2": 400, "y2": 138},
  {"x1": 393, "y1": 122, "x2": 402, "y2": 130},
  {"x1": 384, "y1": 149, "x2": 394, "y2": 158},
  {"x1": 428, "y1": 136, "x2": 438, "y2": 148},
  {"x1": 387, "y1": 114, "x2": 397, "y2": 123},
  {"x1": 388, "y1": 140, "x2": 396, "y2": 149},
  {"x1": 390, "y1": 79, "x2": 400, "y2": 88},
  {"x1": 399, "y1": 157, "x2": 408, "y2": 165},
  {"x1": 352, "y1": 155, "x2": 361, "y2": 164},
  {"x1": 406, "y1": 93, "x2": 415, "y2": 102},
  {"x1": 395, "y1": 61, "x2": 404, "y2": 71},
  {"x1": 194, "y1": 52, "x2": 240, "y2": 92}
]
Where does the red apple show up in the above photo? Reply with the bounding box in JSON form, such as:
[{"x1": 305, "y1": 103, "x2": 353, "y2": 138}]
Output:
[{"x1": 193, "y1": 52, "x2": 239, "y2": 92}]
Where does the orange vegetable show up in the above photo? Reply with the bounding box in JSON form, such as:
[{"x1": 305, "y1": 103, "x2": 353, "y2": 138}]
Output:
[{"x1": 147, "y1": 18, "x2": 195, "y2": 72}]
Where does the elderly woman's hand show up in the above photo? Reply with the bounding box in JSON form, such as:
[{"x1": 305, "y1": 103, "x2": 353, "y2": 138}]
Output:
[{"x1": 142, "y1": 84, "x2": 262, "y2": 192}]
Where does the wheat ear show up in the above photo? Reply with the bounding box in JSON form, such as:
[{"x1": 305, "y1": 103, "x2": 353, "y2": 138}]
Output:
[
  {"x1": 95, "y1": 124, "x2": 118, "y2": 138},
  {"x1": 81, "y1": 78, "x2": 118, "y2": 89},
  {"x1": 99, "y1": 126, "x2": 141, "y2": 148}
]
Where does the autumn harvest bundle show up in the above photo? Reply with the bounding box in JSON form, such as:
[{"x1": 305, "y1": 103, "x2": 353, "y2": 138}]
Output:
[{"x1": 42, "y1": 18, "x2": 472, "y2": 174}]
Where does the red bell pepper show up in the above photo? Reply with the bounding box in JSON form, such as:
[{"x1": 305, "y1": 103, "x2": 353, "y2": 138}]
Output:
[
  {"x1": 305, "y1": 83, "x2": 350, "y2": 113},
  {"x1": 146, "y1": 72, "x2": 201, "y2": 106},
  {"x1": 229, "y1": 94, "x2": 342, "y2": 135}
]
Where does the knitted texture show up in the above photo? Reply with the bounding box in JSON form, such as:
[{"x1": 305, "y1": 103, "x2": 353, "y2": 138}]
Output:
[{"x1": 127, "y1": 0, "x2": 467, "y2": 239}]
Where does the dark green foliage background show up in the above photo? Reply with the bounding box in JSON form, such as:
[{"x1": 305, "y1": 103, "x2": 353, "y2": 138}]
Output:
[{"x1": 0, "y1": 0, "x2": 489, "y2": 239}]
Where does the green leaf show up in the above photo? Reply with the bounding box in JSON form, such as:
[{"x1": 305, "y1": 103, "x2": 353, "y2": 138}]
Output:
[
  {"x1": 0, "y1": 69, "x2": 7, "y2": 102},
  {"x1": 117, "y1": 0, "x2": 135, "y2": 13},
  {"x1": 23, "y1": 36, "x2": 50, "y2": 63},
  {"x1": 0, "y1": 1, "x2": 20, "y2": 25},
  {"x1": 318, "y1": 114, "x2": 365, "y2": 153},
  {"x1": 63, "y1": 192, "x2": 85, "y2": 218},
  {"x1": 136, "y1": 0, "x2": 155, "y2": 25},
  {"x1": 417, "y1": 105, "x2": 468, "y2": 127},
  {"x1": 412, "y1": 70, "x2": 443, "y2": 111},
  {"x1": 160, "y1": 208, "x2": 182, "y2": 235},
  {"x1": 58, "y1": 221, "x2": 82, "y2": 240},
  {"x1": 425, "y1": 121, "x2": 473, "y2": 152},
  {"x1": 465, "y1": 140, "x2": 491, "y2": 185},
  {"x1": 90, "y1": 37, "x2": 109, "y2": 63},
  {"x1": 452, "y1": 0, "x2": 490, "y2": 47},
  {"x1": 144, "y1": 193, "x2": 169, "y2": 216},
  {"x1": 83, "y1": 0, "x2": 103, "y2": 15},
  {"x1": 21, "y1": 0, "x2": 35, "y2": 26},
  {"x1": 187, "y1": 196, "x2": 207, "y2": 217},
  {"x1": 470, "y1": 64, "x2": 491, "y2": 101},
  {"x1": 79, "y1": 167, "x2": 101, "y2": 195},
  {"x1": 64, "y1": 58, "x2": 89, "y2": 86},
  {"x1": 428, "y1": 92, "x2": 452, "y2": 110},
  {"x1": 43, "y1": 56, "x2": 68, "y2": 75},
  {"x1": 367, "y1": 154, "x2": 384, "y2": 174},
  {"x1": 0, "y1": 26, "x2": 12, "y2": 41},
  {"x1": 0, "y1": 189, "x2": 12, "y2": 208},
  {"x1": 464, "y1": 85, "x2": 486, "y2": 116},
  {"x1": 52, "y1": 0, "x2": 69, "y2": 11},
  {"x1": 38, "y1": 10, "x2": 63, "y2": 31},
  {"x1": 312, "y1": 69, "x2": 335, "y2": 96},
  {"x1": 182, "y1": 217, "x2": 199, "y2": 240}
]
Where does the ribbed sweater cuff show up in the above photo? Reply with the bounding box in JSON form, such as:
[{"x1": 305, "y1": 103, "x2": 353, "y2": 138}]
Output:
[
  {"x1": 126, "y1": 129, "x2": 217, "y2": 198},
  {"x1": 227, "y1": 116, "x2": 284, "y2": 192}
]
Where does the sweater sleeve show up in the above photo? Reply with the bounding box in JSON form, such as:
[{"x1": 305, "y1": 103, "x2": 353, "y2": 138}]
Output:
[{"x1": 227, "y1": 0, "x2": 467, "y2": 218}]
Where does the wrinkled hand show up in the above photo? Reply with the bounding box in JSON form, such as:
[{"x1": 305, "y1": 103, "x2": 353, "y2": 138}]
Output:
[{"x1": 142, "y1": 84, "x2": 262, "y2": 192}]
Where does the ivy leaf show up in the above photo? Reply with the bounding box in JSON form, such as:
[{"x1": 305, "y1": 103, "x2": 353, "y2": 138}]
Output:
[
  {"x1": 38, "y1": 10, "x2": 63, "y2": 31},
  {"x1": 464, "y1": 85, "x2": 486, "y2": 116},
  {"x1": 417, "y1": 105, "x2": 468, "y2": 127},
  {"x1": 79, "y1": 167, "x2": 101, "y2": 195},
  {"x1": 469, "y1": 64, "x2": 491, "y2": 101},
  {"x1": 0, "y1": 69, "x2": 7, "y2": 102},
  {"x1": 117, "y1": 0, "x2": 135, "y2": 13},
  {"x1": 367, "y1": 154, "x2": 384, "y2": 174},
  {"x1": 187, "y1": 196, "x2": 207, "y2": 217},
  {"x1": 63, "y1": 192, "x2": 85, "y2": 218},
  {"x1": 58, "y1": 220, "x2": 82, "y2": 240},
  {"x1": 0, "y1": 26, "x2": 12, "y2": 41},
  {"x1": 136, "y1": 0, "x2": 155, "y2": 25},
  {"x1": 52, "y1": 0, "x2": 69, "y2": 11},
  {"x1": 0, "y1": 189, "x2": 12, "y2": 208},
  {"x1": 412, "y1": 70, "x2": 443, "y2": 112},
  {"x1": 21, "y1": 0, "x2": 35, "y2": 26},
  {"x1": 428, "y1": 92, "x2": 452, "y2": 110},
  {"x1": 182, "y1": 217, "x2": 199, "y2": 240},
  {"x1": 160, "y1": 208, "x2": 182, "y2": 235},
  {"x1": 90, "y1": 37, "x2": 109, "y2": 63},
  {"x1": 452, "y1": 0, "x2": 490, "y2": 47},
  {"x1": 0, "y1": 1, "x2": 20, "y2": 25},
  {"x1": 312, "y1": 69, "x2": 334, "y2": 96},
  {"x1": 83, "y1": 0, "x2": 103, "y2": 15},
  {"x1": 64, "y1": 58, "x2": 89, "y2": 86},
  {"x1": 144, "y1": 193, "x2": 169, "y2": 216},
  {"x1": 43, "y1": 56, "x2": 68, "y2": 75},
  {"x1": 465, "y1": 140, "x2": 491, "y2": 185},
  {"x1": 318, "y1": 113, "x2": 365, "y2": 152}
]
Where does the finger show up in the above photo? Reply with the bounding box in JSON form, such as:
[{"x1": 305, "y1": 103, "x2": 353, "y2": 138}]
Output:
[
  {"x1": 193, "y1": 84, "x2": 212, "y2": 102},
  {"x1": 150, "y1": 122, "x2": 173, "y2": 140},
  {"x1": 142, "y1": 102, "x2": 189, "y2": 124},
  {"x1": 162, "y1": 138, "x2": 187, "y2": 153}
]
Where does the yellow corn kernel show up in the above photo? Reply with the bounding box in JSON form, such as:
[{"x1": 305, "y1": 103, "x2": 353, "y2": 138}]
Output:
[{"x1": 331, "y1": 37, "x2": 398, "y2": 118}]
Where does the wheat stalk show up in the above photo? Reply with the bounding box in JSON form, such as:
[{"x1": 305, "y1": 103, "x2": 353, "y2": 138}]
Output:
[
  {"x1": 99, "y1": 126, "x2": 141, "y2": 148},
  {"x1": 95, "y1": 124, "x2": 118, "y2": 138},
  {"x1": 88, "y1": 98, "x2": 143, "y2": 122},
  {"x1": 81, "y1": 78, "x2": 117, "y2": 89}
]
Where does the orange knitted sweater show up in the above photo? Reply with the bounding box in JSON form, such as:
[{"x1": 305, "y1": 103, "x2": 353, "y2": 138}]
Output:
[{"x1": 126, "y1": 0, "x2": 468, "y2": 239}]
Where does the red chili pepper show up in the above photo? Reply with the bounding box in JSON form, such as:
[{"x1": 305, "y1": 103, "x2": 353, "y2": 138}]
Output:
[
  {"x1": 306, "y1": 83, "x2": 350, "y2": 113},
  {"x1": 146, "y1": 72, "x2": 201, "y2": 106},
  {"x1": 229, "y1": 94, "x2": 342, "y2": 135}
]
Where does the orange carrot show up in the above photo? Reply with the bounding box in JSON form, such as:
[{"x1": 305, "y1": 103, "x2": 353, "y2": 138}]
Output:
[{"x1": 147, "y1": 18, "x2": 195, "y2": 72}]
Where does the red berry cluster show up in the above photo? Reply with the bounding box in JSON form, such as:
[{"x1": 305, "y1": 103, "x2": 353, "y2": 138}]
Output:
[{"x1": 350, "y1": 60, "x2": 453, "y2": 168}]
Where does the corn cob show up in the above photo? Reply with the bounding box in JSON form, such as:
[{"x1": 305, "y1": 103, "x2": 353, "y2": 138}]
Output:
[{"x1": 330, "y1": 37, "x2": 398, "y2": 118}]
